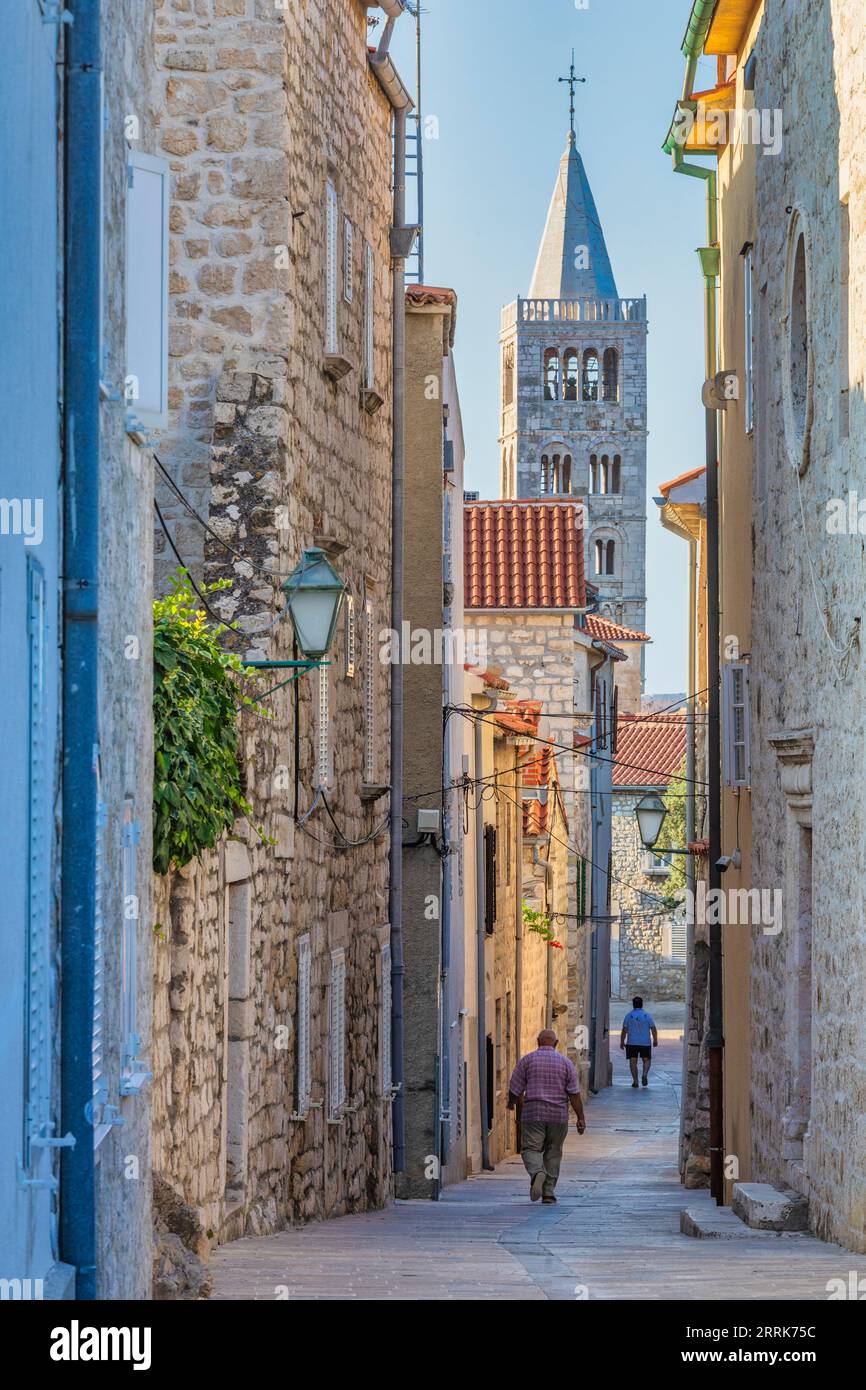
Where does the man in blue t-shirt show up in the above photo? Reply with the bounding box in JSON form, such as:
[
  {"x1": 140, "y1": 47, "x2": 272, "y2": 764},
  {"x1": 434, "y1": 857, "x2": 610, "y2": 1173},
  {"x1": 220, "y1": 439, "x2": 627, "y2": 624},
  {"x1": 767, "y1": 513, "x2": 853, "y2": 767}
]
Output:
[{"x1": 619, "y1": 996, "x2": 659, "y2": 1087}]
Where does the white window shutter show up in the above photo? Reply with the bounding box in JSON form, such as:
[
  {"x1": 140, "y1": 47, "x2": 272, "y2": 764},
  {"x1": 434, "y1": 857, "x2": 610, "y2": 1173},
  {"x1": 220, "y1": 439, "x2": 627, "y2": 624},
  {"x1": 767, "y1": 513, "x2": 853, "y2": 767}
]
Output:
[
  {"x1": 119, "y1": 801, "x2": 148, "y2": 1095},
  {"x1": 317, "y1": 661, "x2": 331, "y2": 787},
  {"x1": 722, "y1": 660, "x2": 751, "y2": 787},
  {"x1": 296, "y1": 935, "x2": 311, "y2": 1115},
  {"x1": 343, "y1": 216, "x2": 354, "y2": 302},
  {"x1": 364, "y1": 599, "x2": 375, "y2": 782},
  {"x1": 126, "y1": 151, "x2": 169, "y2": 429},
  {"x1": 325, "y1": 181, "x2": 338, "y2": 354},
  {"x1": 364, "y1": 242, "x2": 375, "y2": 388},
  {"x1": 380, "y1": 942, "x2": 392, "y2": 1093},
  {"x1": 92, "y1": 799, "x2": 109, "y2": 1145},
  {"x1": 329, "y1": 949, "x2": 346, "y2": 1117}
]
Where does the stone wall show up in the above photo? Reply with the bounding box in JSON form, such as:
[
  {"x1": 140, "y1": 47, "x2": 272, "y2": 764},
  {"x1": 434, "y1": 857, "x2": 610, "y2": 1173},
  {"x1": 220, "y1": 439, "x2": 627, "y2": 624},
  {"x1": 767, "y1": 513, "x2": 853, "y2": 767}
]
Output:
[
  {"x1": 750, "y1": 0, "x2": 866, "y2": 1251},
  {"x1": 148, "y1": 0, "x2": 398, "y2": 1269},
  {"x1": 611, "y1": 792, "x2": 685, "y2": 1003}
]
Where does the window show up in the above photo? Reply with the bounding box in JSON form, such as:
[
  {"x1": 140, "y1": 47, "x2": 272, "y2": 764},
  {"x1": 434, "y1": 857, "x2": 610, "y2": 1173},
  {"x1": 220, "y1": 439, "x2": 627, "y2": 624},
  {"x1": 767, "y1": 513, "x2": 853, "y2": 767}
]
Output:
[
  {"x1": 743, "y1": 245, "x2": 754, "y2": 433},
  {"x1": 343, "y1": 216, "x2": 353, "y2": 302},
  {"x1": 582, "y1": 349, "x2": 599, "y2": 402},
  {"x1": 296, "y1": 935, "x2": 311, "y2": 1115},
  {"x1": 544, "y1": 349, "x2": 560, "y2": 401},
  {"x1": 23, "y1": 559, "x2": 50, "y2": 1170},
  {"x1": 563, "y1": 350, "x2": 579, "y2": 400},
  {"x1": 602, "y1": 348, "x2": 619, "y2": 402},
  {"x1": 594, "y1": 538, "x2": 615, "y2": 576},
  {"x1": 541, "y1": 451, "x2": 572, "y2": 495},
  {"x1": 644, "y1": 849, "x2": 672, "y2": 876},
  {"x1": 364, "y1": 598, "x2": 376, "y2": 782},
  {"x1": 722, "y1": 660, "x2": 751, "y2": 787},
  {"x1": 316, "y1": 661, "x2": 332, "y2": 787},
  {"x1": 325, "y1": 180, "x2": 339, "y2": 354},
  {"x1": 328, "y1": 949, "x2": 347, "y2": 1118},
  {"x1": 590, "y1": 453, "x2": 598, "y2": 494},
  {"x1": 126, "y1": 151, "x2": 170, "y2": 430},
  {"x1": 364, "y1": 242, "x2": 375, "y2": 389},
  {"x1": 611, "y1": 454, "x2": 621, "y2": 493},
  {"x1": 599, "y1": 454, "x2": 610, "y2": 494},
  {"x1": 495, "y1": 998, "x2": 503, "y2": 1092},
  {"x1": 380, "y1": 942, "x2": 392, "y2": 1094},
  {"x1": 502, "y1": 342, "x2": 515, "y2": 407}
]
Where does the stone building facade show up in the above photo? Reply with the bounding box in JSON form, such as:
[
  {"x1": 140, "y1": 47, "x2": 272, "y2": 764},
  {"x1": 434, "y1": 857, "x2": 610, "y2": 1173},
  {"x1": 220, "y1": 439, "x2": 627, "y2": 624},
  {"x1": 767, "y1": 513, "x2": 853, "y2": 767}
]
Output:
[
  {"x1": 748, "y1": 0, "x2": 866, "y2": 1251},
  {"x1": 498, "y1": 131, "x2": 648, "y2": 637},
  {"x1": 148, "y1": 0, "x2": 404, "y2": 1271}
]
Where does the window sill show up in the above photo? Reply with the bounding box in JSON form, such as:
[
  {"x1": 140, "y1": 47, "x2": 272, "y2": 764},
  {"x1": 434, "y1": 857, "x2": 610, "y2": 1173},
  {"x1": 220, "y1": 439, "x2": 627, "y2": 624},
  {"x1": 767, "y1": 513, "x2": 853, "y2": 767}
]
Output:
[
  {"x1": 361, "y1": 781, "x2": 390, "y2": 803},
  {"x1": 361, "y1": 386, "x2": 384, "y2": 415},
  {"x1": 323, "y1": 352, "x2": 354, "y2": 382}
]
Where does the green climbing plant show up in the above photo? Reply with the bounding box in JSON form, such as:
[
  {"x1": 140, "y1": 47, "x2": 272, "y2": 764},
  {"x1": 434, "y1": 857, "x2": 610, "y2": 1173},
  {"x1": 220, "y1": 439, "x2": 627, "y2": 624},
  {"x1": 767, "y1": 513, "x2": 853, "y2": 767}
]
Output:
[
  {"x1": 658, "y1": 755, "x2": 688, "y2": 909},
  {"x1": 522, "y1": 901, "x2": 563, "y2": 950},
  {"x1": 152, "y1": 570, "x2": 266, "y2": 875}
]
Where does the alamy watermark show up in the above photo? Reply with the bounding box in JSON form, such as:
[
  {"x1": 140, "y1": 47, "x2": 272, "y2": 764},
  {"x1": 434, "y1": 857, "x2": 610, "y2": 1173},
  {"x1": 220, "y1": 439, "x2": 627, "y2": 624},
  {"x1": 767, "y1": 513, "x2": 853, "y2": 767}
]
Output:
[{"x1": 0, "y1": 497, "x2": 43, "y2": 546}]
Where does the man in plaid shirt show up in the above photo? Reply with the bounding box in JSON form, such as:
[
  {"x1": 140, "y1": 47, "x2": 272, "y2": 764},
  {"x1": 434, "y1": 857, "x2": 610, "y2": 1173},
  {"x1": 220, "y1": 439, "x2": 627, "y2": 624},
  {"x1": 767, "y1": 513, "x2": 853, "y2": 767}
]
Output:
[{"x1": 507, "y1": 1030, "x2": 586, "y2": 1203}]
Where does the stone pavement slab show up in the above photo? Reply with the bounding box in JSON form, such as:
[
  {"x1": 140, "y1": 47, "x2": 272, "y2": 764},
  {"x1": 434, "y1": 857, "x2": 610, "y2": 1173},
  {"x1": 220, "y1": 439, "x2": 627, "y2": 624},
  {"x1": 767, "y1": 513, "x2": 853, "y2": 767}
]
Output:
[{"x1": 209, "y1": 1015, "x2": 866, "y2": 1300}]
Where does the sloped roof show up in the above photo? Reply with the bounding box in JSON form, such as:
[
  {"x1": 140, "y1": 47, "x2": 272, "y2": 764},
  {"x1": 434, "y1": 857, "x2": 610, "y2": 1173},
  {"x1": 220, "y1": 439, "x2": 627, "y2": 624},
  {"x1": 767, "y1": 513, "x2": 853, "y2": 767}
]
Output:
[
  {"x1": 464, "y1": 499, "x2": 586, "y2": 610},
  {"x1": 612, "y1": 712, "x2": 688, "y2": 789},
  {"x1": 522, "y1": 798, "x2": 550, "y2": 837},
  {"x1": 528, "y1": 133, "x2": 618, "y2": 300},
  {"x1": 584, "y1": 613, "x2": 651, "y2": 644}
]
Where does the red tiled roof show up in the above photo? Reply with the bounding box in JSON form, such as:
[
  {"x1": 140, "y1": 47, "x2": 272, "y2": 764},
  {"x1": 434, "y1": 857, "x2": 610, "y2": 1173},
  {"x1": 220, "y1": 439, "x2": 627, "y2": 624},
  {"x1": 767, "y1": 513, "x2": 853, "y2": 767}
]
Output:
[
  {"x1": 574, "y1": 731, "x2": 593, "y2": 750},
  {"x1": 464, "y1": 500, "x2": 586, "y2": 610},
  {"x1": 523, "y1": 798, "x2": 550, "y2": 837},
  {"x1": 658, "y1": 464, "x2": 706, "y2": 495},
  {"x1": 405, "y1": 284, "x2": 458, "y2": 345},
  {"x1": 584, "y1": 613, "x2": 650, "y2": 644},
  {"x1": 520, "y1": 745, "x2": 552, "y2": 788},
  {"x1": 612, "y1": 712, "x2": 687, "y2": 789},
  {"x1": 464, "y1": 665, "x2": 510, "y2": 691}
]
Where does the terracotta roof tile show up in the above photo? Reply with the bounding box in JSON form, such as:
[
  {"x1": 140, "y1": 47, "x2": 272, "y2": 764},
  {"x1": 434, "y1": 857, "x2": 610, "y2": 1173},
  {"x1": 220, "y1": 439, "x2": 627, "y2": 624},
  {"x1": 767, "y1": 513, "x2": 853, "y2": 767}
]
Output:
[
  {"x1": 658, "y1": 464, "x2": 706, "y2": 495},
  {"x1": 523, "y1": 798, "x2": 550, "y2": 836},
  {"x1": 405, "y1": 284, "x2": 457, "y2": 346},
  {"x1": 612, "y1": 712, "x2": 687, "y2": 789},
  {"x1": 464, "y1": 665, "x2": 511, "y2": 691},
  {"x1": 584, "y1": 613, "x2": 650, "y2": 644},
  {"x1": 464, "y1": 500, "x2": 586, "y2": 610}
]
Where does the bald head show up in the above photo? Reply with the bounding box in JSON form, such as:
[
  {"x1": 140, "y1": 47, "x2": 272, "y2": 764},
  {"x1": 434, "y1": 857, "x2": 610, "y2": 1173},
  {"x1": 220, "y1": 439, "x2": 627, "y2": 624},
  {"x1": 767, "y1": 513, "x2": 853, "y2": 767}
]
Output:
[{"x1": 537, "y1": 1029, "x2": 558, "y2": 1049}]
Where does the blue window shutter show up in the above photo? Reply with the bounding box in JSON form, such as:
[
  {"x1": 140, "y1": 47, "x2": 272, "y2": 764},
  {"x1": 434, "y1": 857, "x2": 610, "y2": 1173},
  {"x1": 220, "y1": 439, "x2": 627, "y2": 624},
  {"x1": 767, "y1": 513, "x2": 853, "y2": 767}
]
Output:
[
  {"x1": 24, "y1": 559, "x2": 50, "y2": 1168},
  {"x1": 92, "y1": 798, "x2": 109, "y2": 1144},
  {"x1": 126, "y1": 151, "x2": 169, "y2": 431}
]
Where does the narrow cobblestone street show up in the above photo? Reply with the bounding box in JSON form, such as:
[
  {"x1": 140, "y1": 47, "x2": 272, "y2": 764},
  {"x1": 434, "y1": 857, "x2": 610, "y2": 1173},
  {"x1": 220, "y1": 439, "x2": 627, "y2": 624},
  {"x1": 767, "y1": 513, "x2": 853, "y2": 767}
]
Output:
[{"x1": 210, "y1": 1010, "x2": 866, "y2": 1301}]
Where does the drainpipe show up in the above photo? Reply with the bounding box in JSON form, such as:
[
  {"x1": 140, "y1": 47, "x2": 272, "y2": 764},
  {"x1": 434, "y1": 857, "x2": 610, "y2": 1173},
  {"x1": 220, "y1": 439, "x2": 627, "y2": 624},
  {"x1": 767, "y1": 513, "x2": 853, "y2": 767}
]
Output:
[
  {"x1": 369, "y1": 21, "x2": 414, "y2": 1176},
  {"x1": 665, "y1": 0, "x2": 724, "y2": 1204},
  {"x1": 682, "y1": 536, "x2": 698, "y2": 1150},
  {"x1": 60, "y1": 0, "x2": 101, "y2": 1300}
]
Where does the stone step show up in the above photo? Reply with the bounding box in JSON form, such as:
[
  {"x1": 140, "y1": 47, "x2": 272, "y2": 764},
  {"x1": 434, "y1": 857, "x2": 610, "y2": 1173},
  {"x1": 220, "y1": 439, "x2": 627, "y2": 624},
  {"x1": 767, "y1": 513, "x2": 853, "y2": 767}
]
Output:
[
  {"x1": 679, "y1": 1205, "x2": 799, "y2": 1240},
  {"x1": 731, "y1": 1182, "x2": 809, "y2": 1232}
]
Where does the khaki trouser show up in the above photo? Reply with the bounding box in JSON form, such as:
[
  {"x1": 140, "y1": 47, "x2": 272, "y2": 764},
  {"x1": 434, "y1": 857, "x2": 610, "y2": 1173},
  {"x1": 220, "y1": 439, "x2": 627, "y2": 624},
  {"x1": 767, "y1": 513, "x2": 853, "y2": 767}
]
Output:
[{"x1": 519, "y1": 1120, "x2": 569, "y2": 1197}]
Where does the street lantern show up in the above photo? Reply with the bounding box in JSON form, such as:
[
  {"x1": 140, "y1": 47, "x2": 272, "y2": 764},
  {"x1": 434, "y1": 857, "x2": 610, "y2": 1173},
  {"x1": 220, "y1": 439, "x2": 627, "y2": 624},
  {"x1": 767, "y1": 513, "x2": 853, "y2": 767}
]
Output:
[
  {"x1": 635, "y1": 791, "x2": 668, "y2": 851},
  {"x1": 281, "y1": 547, "x2": 346, "y2": 660}
]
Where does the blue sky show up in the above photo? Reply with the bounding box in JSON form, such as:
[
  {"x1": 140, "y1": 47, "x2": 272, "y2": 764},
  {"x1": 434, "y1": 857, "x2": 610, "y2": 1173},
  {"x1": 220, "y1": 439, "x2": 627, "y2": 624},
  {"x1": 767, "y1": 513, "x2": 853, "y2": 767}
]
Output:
[{"x1": 389, "y1": 0, "x2": 720, "y2": 694}]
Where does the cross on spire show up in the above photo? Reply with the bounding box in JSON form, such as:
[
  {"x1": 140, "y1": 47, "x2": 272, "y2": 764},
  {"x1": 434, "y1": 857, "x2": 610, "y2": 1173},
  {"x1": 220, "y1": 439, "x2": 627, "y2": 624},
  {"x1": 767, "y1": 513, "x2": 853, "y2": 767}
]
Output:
[{"x1": 558, "y1": 50, "x2": 586, "y2": 141}]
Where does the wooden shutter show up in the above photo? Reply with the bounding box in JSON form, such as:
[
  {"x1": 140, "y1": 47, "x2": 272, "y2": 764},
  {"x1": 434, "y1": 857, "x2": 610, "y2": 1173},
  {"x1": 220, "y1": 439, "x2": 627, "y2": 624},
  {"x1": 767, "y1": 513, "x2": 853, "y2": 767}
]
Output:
[
  {"x1": 364, "y1": 243, "x2": 375, "y2": 388},
  {"x1": 484, "y1": 824, "x2": 497, "y2": 933},
  {"x1": 296, "y1": 935, "x2": 311, "y2": 1114},
  {"x1": 343, "y1": 216, "x2": 353, "y2": 302},
  {"x1": 364, "y1": 599, "x2": 375, "y2": 782},
  {"x1": 325, "y1": 181, "x2": 338, "y2": 353},
  {"x1": 126, "y1": 151, "x2": 169, "y2": 429},
  {"x1": 380, "y1": 943, "x2": 392, "y2": 1093},
  {"x1": 329, "y1": 949, "x2": 346, "y2": 1117},
  {"x1": 722, "y1": 660, "x2": 751, "y2": 787},
  {"x1": 24, "y1": 560, "x2": 50, "y2": 1168}
]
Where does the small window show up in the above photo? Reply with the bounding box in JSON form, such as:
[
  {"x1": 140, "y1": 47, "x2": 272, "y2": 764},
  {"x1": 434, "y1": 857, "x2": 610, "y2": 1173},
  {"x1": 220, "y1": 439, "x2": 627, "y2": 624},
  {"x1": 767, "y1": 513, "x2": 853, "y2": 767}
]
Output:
[
  {"x1": 563, "y1": 350, "x2": 579, "y2": 400},
  {"x1": 503, "y1": 342, "x2": 515, "y2": 407},
  {"x1": 589, "y1": 453, "x2": 598, "y2": 493},
  {"x1": 544, "y1": 349, "x2": 560, "y2": 401},
  {"x1": 343, "y1": 216, "x2": 354, "y2": 302},
  {"x1": 126, "y1": 151, "x2": 170, "y2": 429},
  {"x1": 296, "y1": 935, "x2": 311, "y2": 1115},
  {"x1": 644, "y1": 849, "x2": 672, "y2": 876},
  {"x1": 602, "y1": 348, "x2": 619, "y2": 401},
  {"x1": 611, "y1": 454, "x2": 621, "y2": 493},
  {"x1": 484, "y1": 824, "x2": 497, "y2": 933},
  {"x1": 594, "y1": 538, "x2": 615, "y2": 576},
  {"x1": 743, "y1": 245, "x2": 754, "y2": 433},
  {"x1": 582, "y1": 349, "x2": 599, "y2": 402},
  {"x1": 325, "y1": 181, "x2": 339, "y2": 354},
  {"x1": 328, "y1": 949, "x2": 347, "y2": 1118},
  {"x1": 722, "y1": 660, "x2": 751, "y2": 787}
]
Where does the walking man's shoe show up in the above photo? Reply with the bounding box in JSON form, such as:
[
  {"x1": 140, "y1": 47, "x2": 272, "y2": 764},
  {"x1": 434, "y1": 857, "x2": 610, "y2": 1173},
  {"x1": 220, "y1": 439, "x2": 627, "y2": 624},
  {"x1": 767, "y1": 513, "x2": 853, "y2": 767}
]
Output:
[
  {"x1": 631, "y1": 1080, "x2": 638, "y2": 1088},
  {"x1": 508, "y1": 1029, "x2": 586, "y2": 1205},
  {"x1": 620, "y1": 996, "x2": 659, "y2": 1088},
  {"x1": 542, "y1": 1195, "x2": 557, "y2": 1205}
]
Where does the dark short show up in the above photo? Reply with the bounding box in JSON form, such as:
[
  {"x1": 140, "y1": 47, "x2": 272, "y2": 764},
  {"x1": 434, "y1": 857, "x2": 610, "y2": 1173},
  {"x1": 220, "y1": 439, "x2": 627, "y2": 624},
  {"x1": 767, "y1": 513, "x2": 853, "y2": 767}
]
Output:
[{"x1": 626, "y1": 1044, "x2": 652, "y2": 1060}]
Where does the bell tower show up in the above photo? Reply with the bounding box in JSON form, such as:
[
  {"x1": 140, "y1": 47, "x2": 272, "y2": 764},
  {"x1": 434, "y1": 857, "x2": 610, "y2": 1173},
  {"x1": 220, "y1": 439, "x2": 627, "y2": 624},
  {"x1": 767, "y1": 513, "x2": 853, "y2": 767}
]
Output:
[{"x1": 498, "y1": 79, "x2": 648, "y2": 633}]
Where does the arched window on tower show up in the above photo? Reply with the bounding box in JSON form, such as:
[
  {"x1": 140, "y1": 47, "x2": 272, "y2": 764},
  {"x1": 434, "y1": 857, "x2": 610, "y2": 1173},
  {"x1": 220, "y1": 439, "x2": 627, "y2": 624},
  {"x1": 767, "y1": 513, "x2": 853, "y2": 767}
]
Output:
[
  {"x1": 611, "y1": 454, "x2": 621, "y2": 493},
  {"x1": 563, "y1": 350, "x2": 579, "y2": 401},
  {"x1": 503, "y1": 343, "x2": 515, "y2": 407},
  {"x1": 603, "y1": 348, "x2": 619, "y2": 402},
  {"x1": 594, "y1": 537, "x2": 616, "y2": 576},
  {"x1": 561, "y1": 455, "x2": 572, "y2": 493},
  {"x1": 501, "y1": 450, "x2": 508, "y2": 497},
  {"x1": 544, "y1": 350, "x2": 560, "y2": 401},
  {"x1": 589, "y1": 453, "x2": 598, "y2": 494},
  {"x1": 606, "y1": 539, "x2": 615, "y2": 574},
  {"x1": 540, "y1": 454, "x2": 550, "y2": 495},
  {"x1": 599, "y1": 454, "x2": 610, "y2": 495},
  {"x1": 582, "y1": 349, "x2": 600, "y2": 402}
]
